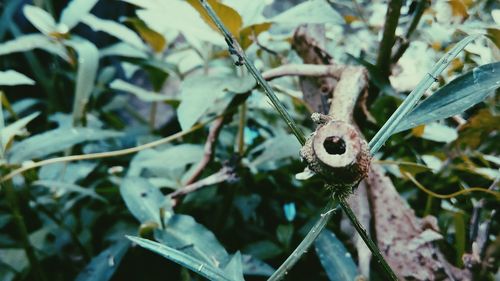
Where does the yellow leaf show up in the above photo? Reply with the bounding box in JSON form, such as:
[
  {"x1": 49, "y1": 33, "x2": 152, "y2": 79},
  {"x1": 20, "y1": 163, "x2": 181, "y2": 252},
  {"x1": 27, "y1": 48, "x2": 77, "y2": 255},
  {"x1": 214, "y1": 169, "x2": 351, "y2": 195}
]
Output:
[
  {"x1": 486, "y1": 28, "x2": 500, "y2": 49},
  {"x1": 457, "y1": 109, "x2": 500, "y2": 148},
  {"x1": 448, "y1": 0, "x2": 469, "y2": 20},
  {"x1": 239, "y1": 22, "x2": 272, "y2": 50},
  {"x1": 127, "y1": 18, "x2": 166, "y2": 53},
  {"x1": 447, "y1": 58, "x2": 463, "y2": 75},
  {"x1": 343, "y1": 15, "x2": 358, "y2": 24},
  {"x1": 187, "y1": 0, "x2": 242, "y2": 37},
  {"x1": 412, "y1": 125, "x2": 425, "y2": 137}
]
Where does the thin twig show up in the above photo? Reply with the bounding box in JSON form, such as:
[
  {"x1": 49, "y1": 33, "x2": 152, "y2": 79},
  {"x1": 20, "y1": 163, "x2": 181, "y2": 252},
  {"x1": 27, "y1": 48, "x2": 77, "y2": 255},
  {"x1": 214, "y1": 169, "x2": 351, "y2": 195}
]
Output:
[
  {"x1": 1, "y1": 119, "x2": 211, "y2": 183},
  {"x1": 184, "y1": 116, "x2": 225, "y2": 185},
  {"x1": 268, "y1": 199, "x2": 338, "y2": 281},
  {"x1": 262, "y1": 64, "x2": 344, "y2": 81},
  {"x1": 170, "y1": 167, "x2": 235, "y2": 198},
  {"x1": 198, "y1": 0, "x2": 306, "y2": 146},
  {"x1": 376, "y1": 0, "x2": 403, "y2": 78}
]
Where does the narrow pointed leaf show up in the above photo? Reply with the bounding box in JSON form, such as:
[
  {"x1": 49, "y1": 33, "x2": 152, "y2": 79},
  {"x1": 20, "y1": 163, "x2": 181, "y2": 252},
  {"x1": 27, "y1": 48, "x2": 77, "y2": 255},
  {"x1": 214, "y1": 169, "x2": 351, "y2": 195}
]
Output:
[
  {"x1": 0, "y1": 34, "x2": 69, "y2": 61},
  {"x1": 395, "y1": 62, "x2": 500, "y2": 132},
  {"x1": 0, "y1": 70, "x2": 35, "y2": 86},
  {"x1": 22, "y1": 5, "x2": 57, "y2": 35},
  {"x1": 75, "y1": 240, "x2": 129, "y2": 281},
  {"x1": 315, "y1": 230, "x2": 358, "y2": 281},
  {"x1": 126, "y1": 236, "x2": 233, "y2": 281},
  {"x1": 59, "y1": 0, "x2": 99, "y2": 30}
]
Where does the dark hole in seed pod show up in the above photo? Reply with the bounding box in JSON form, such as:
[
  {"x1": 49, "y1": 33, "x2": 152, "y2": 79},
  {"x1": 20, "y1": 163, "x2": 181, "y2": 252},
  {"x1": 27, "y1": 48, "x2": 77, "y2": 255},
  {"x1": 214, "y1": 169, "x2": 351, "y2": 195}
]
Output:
[{"x1": 323, "y1": 136, "x2": 346, "y2": 155}]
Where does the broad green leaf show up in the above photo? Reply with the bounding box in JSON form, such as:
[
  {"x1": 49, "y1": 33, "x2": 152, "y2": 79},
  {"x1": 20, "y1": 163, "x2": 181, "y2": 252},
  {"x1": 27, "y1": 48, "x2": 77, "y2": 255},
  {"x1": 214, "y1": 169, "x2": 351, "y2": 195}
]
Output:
[
  {"x1": 38, "y1": 162, "x2": 97, "y2": 184},
  {"x1": 126, "y1": 18, "x2": 166, "y2": 53},
  {"x1": 276, "y1": 224, "x2": 293, "y2": 248},
  {"x1": 187, "y1": 0, "x2": 243, "y2": 36},
  {"x1": 1, "y1": 112, "x2": 40, "y2": 152},
  {"x1": 75, "y1": 240, "x2": 129, "y2": 281},
  {"x1": 135, "y1": 2, "x2": 224, "y2": 47},
  {"x1": 0, "y1": 34, "x2": 69, "y2": 61},
  {"x1": 34, "y1": 180, "x2": 106, "y2": 201},
  {"x1": 242, "y1": 240, "x2": 283, "y2": 260},
  {"x1": 7, "y1": 127, "x2": 121, "y2": 163},
  {"x1": 0, "y1": 249, "x2": 28, "y2": 273},
  {"x1": 222, "y1": 252, "x2": 245, "y2": 281},
  {"x1": 396, "y1": 62, "x2": 500, "y2": 132},
  {"x1": 100, "y1": 42, "x2": 148, "y2": 59},
  {"x1": 127, "y1": 236, "x2": 233, "y2": 281},
  {"x1": 271, "y1": 0, "x2": 344, "y2": 25},
  {"x1": 59, "y1": 0, "x2": 99, "y2": 30},
  {"x1": 120, "y1": 177, "x2": 172, "y2": 225},
  {"x1": 65, "y1": 38, "x2": 99, "y2": 125},
  {"x1": 314, "y1": 230, "x2": 358, "y2": 281},
  {"x1": 0, "y1": 70, "x2": 35, "y2": 86},
  {"x1": 81, "y1": 14, "x2": 147, "y2": 51},
  {"x1": 249, "y1": 134, "x2": 301, "y2": 171},
  {"x1": 223, "y1": 0, "x2": 267, "y2": 26},
  {"x1": 22, "y1": 5, "x2": 56, "y2": 35},
  {"x1": 369, "y1": 35, "x2": 479, "y2": 154},
  {"x1": 155, "y1": 214, "x2": 229, "y2": 267},
  {"x1": 241, "y1": 255, "x2": 275, "y2": 277},
  {"x1": 177, "y1": 74, "x2": 255, "y2": 130},
  {"x1": 110, "y1": 79, "x2": 177, "y2": 102},
  {"x1": 418, "y1": 123, "x2": 458, "y2": 143}
]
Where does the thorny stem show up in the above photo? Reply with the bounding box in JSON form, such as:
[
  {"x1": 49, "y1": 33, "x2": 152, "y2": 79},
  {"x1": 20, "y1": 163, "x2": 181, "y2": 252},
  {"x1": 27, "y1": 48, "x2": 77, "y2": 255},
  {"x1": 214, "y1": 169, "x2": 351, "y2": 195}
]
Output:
[
  {"x1": 376, "y1": 0, "x2": 403, "y2": 78},
  {"x1": 196, "y1": 1, "x2": 398, "y2": 280},
  {"x1": 268, "y1": 199, "x2": 338, "y2": 281},
  {"x1": 340, "y1": 200, "x2": 399, "y2": 281},
  {"x1": 198, "y1": 0, "x2": 307, "y2": 146},
  {"x1": 2, "y1": 180, "x2": 47, "y2": 281}
]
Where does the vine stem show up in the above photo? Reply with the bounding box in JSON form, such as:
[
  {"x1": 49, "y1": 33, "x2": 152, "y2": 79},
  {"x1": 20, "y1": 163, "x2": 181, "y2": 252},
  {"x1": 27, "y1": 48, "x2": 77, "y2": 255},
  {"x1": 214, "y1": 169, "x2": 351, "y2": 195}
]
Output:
[
  {"x1": 198, "y1": 0, "x2": 306, "y2": 146},
  {"x1": 2, "y1": 180, "x2": 47, "y2": 281},
  {"x1": 268, "y1": 199, "x2": 338, "y2": 281},
  {"x1": 340, "y1": 199, "x2": 399, "y2": 281},
  {"x1": 196, "y1": 1, "x2": 397, "y2": 280}
]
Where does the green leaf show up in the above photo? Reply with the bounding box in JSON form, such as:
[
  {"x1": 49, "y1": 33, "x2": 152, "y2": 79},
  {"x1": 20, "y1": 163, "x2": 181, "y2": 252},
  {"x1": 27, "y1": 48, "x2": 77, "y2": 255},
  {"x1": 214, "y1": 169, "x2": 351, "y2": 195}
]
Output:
[
  {"x1": 369, "y1": 35, "x2": 479, "y2": 154},
  {"x1": 396, "y1": 62, "x2": 500, "y2": 132},
  {"x1": 75, "y1": 240, "x2": 129, "y2": 281},
  {"x1": 0, "y1": 249, "x2": 28, "y2": 273},
  {"x1": 109, "y1": 79, "x2": 178, "y2": 103},
  {"x1": 22, "y1": 5, "x2": 57, "y2": 35},
  {"x1": 59, "y1": 0, "x2": 99, "y2": 30},
  {"x1": 119, "y1": 177, "x2": 172, "y2": 225},
  {"x1": 276, "y1": 224, "x2": 294, "y2": 248},
  {"x1": 271, "y1": 0, "x2": 344, "y2": 25},
  {"x1": 100, "y1": 42, "x2": 148, "y2": 59},
  {"x1": 314, "y1": 230, "x2": 358, "y2": 281},
  {"x1": 34, "y1": 180, "x2": 106, "y2": 201},
  {"x1": 177, "y1": 74, "x2": 255, "y2": 130},
  {"x1": 65, "y1": 38, "x2": 99, "y2": 125},
  {"x1": 0, "y1": 70, "x2": 35, "y2": 86},
  {"x1": 7, "y1": 127, "x2": 121, "y2": 163},
  {"x1": 0, "y1": 112, "x2": 39, "y2": 153},
  {"x1": 0, "y1": 34, "x2": 69, "y2": 61},
  {"x1": 81, "y1": 14, "x2": 147, "y2": 51},
  {"x1": 126, "y1": 236, "x2": 233, "y2": 281},
  {"x1": 221, "y1": 252, "x2": 245, "y2": 281},
  {"x1": 418, "y1": 123, "x2": 458, "y2": 143},
  {"x1": 249, "y1": 134, "x2": 301, "y2": 171},
  {"x1": 242, "y1": 240, "x2": 283, "y2": 260},
  {"x1": 241, "y1": 255, "x2": 275, "y2": 277},
  {"x1": 38, "y1": 162, "x2": 97, "y2": 184},
  {"x1": 155, "y1": 214, "x2": 229, "y2": 267}
]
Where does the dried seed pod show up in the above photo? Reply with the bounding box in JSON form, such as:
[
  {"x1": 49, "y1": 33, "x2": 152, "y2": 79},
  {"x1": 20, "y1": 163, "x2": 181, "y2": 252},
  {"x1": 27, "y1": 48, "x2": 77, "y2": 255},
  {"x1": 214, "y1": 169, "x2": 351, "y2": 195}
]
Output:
[{"x1": 300, "y1": 117, "x2": 370, "y2": 198}]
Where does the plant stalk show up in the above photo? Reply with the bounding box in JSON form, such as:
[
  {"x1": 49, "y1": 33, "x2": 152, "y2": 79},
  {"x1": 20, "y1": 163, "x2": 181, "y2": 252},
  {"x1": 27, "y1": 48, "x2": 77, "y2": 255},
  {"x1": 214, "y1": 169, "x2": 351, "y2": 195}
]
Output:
[
  {"x1": 198, "y1": 0, "x2": 306, "y2": 146},
  {"x1": 340, "y1": 199, "x2": 399, "y2": 281},
  {"x1": 376, "y1": 0, "x2": 403, "y2": 78},
  {"x1": 2, "y1": 180, "x2": 47, "y2": 281},
  {"x1": 268, "y1": 198, "x2": 337, "y2": 281},
  {"x1": 196, "y1": 1, "x2": 397, "y2": 280}
]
